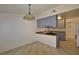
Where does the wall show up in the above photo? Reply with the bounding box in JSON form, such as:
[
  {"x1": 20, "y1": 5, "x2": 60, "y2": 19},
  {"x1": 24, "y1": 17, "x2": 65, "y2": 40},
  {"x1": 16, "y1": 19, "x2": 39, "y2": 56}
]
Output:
[{"x1": 0, "y1": 13, "x2": 36, "y2": 53}]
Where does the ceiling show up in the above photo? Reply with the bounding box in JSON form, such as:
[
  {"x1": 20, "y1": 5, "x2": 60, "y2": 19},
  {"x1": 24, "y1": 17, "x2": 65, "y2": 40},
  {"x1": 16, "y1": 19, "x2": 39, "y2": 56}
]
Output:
[
  {"x1": 0, "y1": 4, "x2": 60, "y2": 15},
  {"x1": 59, "y1": 8, "x2": 79, "y2": 19}
]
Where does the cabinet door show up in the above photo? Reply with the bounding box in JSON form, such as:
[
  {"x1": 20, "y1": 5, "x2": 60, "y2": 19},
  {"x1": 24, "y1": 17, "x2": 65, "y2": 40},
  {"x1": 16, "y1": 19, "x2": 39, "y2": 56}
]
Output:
[{"x1": 37, "y1": 15, "x2": 56, "y2": 28}]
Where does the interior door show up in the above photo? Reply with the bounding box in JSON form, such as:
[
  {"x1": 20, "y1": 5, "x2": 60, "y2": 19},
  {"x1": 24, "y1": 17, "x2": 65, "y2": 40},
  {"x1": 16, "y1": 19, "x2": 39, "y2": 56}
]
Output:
[{"x1": 76, "y1": 23, "x2": 79, "y2": 47}]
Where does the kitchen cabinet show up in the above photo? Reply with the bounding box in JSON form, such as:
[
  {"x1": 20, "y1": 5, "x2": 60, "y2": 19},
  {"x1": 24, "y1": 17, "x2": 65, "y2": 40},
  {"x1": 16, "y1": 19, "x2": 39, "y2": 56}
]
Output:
[{"x1": 37, "y1": 15, "x2": 56, "y2": 28}]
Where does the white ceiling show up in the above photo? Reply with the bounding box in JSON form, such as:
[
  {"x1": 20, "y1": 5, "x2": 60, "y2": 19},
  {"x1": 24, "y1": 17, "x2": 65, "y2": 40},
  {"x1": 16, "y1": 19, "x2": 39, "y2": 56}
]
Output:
[
  {"x1": 60, "y1": 8, "x2": 79, "y2": 19},
  {"x1": 0, "y1": 4, "x2": 60, "y2": 15}
]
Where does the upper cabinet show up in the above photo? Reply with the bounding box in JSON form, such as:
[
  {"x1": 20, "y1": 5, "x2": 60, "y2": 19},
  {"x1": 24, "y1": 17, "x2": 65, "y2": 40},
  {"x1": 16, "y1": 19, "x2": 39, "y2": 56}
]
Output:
[{"x1": 37, "y1": 15, "x2": 57, "y2": 28}]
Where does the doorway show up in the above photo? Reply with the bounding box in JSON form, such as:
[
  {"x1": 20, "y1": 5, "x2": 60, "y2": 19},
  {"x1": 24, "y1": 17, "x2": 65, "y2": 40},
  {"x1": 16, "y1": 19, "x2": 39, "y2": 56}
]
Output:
[{"x1": 59, "y1": 22, "x2": 76, "y2": 48}]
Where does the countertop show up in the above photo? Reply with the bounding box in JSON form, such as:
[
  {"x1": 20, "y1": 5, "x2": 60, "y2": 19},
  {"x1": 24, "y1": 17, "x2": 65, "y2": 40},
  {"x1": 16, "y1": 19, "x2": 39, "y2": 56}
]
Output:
[
  {"x1": 36, "y1": 28, "x2": 65, "y2": 32},
  {"x1": 36, "y1": 28, "x2": 65, "y2": 36},
  {"x1": 36, "y1": 31, "x2": 57, "y2": 36}
]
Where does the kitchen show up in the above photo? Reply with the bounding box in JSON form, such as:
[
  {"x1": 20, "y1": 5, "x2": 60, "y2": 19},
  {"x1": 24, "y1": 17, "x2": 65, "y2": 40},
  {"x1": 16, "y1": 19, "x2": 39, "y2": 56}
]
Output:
[{"x1": 35, "y1": 15, "x2": 66, "y2": 48}]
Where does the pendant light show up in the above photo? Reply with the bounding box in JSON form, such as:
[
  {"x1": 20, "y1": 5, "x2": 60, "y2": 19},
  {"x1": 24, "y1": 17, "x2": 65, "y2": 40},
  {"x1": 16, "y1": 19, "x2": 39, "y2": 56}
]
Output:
[{"x1": 23, "y1": 4, "x2": 35, "y2": 20}]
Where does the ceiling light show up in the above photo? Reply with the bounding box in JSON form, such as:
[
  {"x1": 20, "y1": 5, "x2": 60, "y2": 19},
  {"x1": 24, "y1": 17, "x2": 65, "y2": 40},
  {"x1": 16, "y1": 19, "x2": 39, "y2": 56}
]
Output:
[
  {"x1": 23, "y1": 4, "x2": 35, "y2": 20},
  {"x1": 58, "y1": 16, "x2": 62, "y2": 20}
]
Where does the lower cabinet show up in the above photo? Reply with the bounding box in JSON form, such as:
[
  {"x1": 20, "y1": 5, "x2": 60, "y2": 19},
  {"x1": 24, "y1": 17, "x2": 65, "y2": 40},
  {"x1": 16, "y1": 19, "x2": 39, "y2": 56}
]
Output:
[{"x1": 35, "y1": 34, "x2": 57, "y2": 48}]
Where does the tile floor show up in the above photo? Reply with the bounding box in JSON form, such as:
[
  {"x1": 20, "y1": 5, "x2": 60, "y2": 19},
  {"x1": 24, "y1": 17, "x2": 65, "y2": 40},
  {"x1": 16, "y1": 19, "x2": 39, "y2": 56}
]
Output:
[{"x1": 0, "y1": 40, "x2": 79, "y2": 55}]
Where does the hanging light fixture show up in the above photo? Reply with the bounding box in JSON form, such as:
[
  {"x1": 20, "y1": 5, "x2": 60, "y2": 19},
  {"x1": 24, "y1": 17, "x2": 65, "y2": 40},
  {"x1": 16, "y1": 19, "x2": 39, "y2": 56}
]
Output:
[{"x1": 23, "y1": 4, "x2": 35, "y2": 20}]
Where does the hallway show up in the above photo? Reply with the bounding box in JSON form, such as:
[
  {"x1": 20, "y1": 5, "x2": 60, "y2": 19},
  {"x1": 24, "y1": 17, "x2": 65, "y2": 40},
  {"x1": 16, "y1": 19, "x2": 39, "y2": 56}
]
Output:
[{"x1": 59, "y1": 38, "x2": 79, "y2": 54}]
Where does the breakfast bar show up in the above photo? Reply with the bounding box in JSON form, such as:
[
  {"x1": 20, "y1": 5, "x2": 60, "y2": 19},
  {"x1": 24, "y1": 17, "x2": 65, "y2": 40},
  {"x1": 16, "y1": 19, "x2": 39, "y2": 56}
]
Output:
[{"x1": 35, "y1": 33, "x2": 57, "y2": 48}]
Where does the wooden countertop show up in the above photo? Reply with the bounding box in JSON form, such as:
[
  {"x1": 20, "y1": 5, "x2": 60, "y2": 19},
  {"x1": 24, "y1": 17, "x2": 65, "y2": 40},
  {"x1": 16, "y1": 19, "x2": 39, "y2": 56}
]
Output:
[{"x1": 36, "y1": 28, "x2": 66, "y2": 32}]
